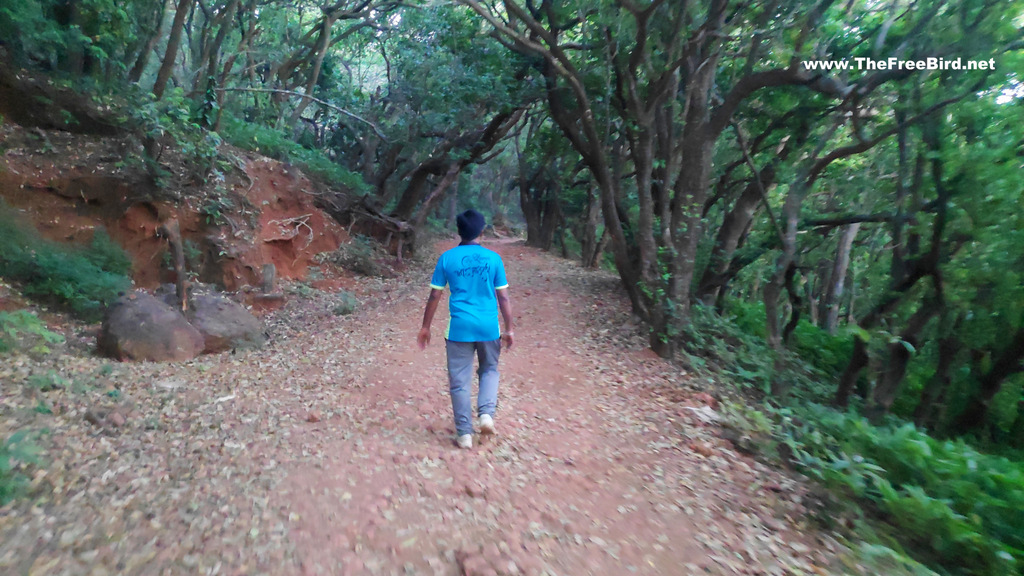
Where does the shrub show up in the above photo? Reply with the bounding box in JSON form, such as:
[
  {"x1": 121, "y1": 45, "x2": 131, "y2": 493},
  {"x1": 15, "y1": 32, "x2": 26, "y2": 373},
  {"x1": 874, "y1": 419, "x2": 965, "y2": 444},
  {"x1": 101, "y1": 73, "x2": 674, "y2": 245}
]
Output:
[
  {"x1": 680, "y1": 303, "x2": 829, "y2": 399},
  {"x1": 781, "y1": 405, "x2": 1023, "y2": 576},
  {"x1": 332, "y1": 290, "x2": 359, "y2": 316},
  {"x1": 0, "y1": 430, "x2": 43, "y2": 505},
  {"x1": 723, "y1": 300, "x2": 853, "y2": 380},
  {"x1": 318, "y1": 235, "x2": 385, "y2": 277},
  {"x1": 219, "y1": 114, "x2": 368, "y2": 192},
  {"x1": 26, "y1": 370, "x2": 70, "y2": 391},
  {"x1": 788, "y1": 320, "x2": 855, "y2": 379},
  {"x1": 86, "y1": 228, "x2": 133, "y2": 277},
  {"x1": 698, "y1": 303, "x2": 1024, "y2": 576},
  {"x1": 0, "y1": 204, "x2": 131, "y2": 320},
  {"x1": 0, "y1": 310, "x2": 64, "y2": 355}
]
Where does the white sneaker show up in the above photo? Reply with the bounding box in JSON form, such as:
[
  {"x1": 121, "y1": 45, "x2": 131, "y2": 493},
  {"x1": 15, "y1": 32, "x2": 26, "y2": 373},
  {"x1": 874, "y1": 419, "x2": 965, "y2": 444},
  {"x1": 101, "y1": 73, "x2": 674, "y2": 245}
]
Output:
[
  {"x1": 457, "y1": 434, "x2": 473, "y2": 449},
  {"x1": 479, "y1": 414, "x2": 495, "y2": 435}
]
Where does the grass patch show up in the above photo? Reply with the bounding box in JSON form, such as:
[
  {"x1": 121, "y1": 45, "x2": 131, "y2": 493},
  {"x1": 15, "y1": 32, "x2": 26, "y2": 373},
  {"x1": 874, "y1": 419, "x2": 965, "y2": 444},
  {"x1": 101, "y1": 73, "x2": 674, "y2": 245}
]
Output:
[
  {"x1": 332, "y1": 290, "x2": 359, "y2": 316},
  {"x1": 0, "y1": 430, "x2": 44, "y2": 505},
  {"x1": 0, "y1": 204, "x2": 131, "y2": 320},
  {"x1": 0, "y1": 309, "x2": 64, "y2": 355},
  {"x1": 693, "y1": 303, "x2": 1024, "y2": 576},
  {"x1": 780, "y1": 405, "x2": 1023, "y2": 576},
  {"x1": 317, "y1": 235, "x2": 388, "y2": 277},
  {"x1": 220, "y1": 114, "x2": 368, "y2": 192}
]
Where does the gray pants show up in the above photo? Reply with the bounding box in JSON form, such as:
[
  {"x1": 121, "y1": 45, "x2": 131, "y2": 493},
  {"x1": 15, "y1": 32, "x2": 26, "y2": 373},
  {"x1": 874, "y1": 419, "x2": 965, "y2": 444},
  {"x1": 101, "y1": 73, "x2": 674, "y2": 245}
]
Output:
[{"x1": 445, "y1": 339, "x2": 501, "y2": 436}]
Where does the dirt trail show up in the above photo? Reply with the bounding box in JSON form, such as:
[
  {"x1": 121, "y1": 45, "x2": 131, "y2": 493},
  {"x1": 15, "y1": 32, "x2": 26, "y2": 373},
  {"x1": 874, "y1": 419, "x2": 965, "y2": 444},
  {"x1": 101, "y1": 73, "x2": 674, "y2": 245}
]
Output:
[
  {"x1": 0, "y1": 239, "x2": 845, "y2": 576},
  {"x1": 280, "y1": 239, "x2": 841, "y2": 576}
]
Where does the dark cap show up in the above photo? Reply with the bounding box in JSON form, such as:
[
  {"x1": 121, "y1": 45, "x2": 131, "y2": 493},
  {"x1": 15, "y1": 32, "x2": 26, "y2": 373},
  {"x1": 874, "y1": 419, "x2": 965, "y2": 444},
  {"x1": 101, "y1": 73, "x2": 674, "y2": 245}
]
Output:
[{"x1": 456, "y1": 209, "x2": 486, "y2": 241}]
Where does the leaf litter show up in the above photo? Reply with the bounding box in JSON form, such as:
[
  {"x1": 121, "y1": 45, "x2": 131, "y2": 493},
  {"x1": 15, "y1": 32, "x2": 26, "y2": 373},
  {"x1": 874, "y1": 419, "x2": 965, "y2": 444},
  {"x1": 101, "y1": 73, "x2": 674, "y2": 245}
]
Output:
[{"x1": 0, "y1": 238, "x2": 870, "y2": 575}]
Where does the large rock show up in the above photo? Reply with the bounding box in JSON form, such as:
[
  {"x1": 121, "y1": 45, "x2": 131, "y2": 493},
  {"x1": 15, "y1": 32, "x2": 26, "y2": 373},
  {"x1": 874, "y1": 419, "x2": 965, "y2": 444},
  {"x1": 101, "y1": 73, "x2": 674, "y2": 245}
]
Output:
[
  {"x1": 187, "y1": 293, "x2": 266, "y2": 353},
  {"x1": 98, "y1": 292, "x2": 204, "y2": 362}
]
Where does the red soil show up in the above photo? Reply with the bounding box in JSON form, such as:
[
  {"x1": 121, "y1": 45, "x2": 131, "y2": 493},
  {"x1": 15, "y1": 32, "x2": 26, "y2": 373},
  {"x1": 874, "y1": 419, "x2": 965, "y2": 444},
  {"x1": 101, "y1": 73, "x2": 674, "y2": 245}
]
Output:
[{"x1": 0, "y1": 124, "x2": 351, "y2": 293}]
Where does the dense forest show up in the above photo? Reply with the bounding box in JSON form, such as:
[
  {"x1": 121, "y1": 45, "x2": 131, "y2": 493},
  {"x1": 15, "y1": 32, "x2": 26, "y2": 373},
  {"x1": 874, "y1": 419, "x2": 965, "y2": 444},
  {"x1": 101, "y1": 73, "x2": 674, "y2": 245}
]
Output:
[{"x1": 1, "y1": 1, "x2": 1023, "y2": 575}]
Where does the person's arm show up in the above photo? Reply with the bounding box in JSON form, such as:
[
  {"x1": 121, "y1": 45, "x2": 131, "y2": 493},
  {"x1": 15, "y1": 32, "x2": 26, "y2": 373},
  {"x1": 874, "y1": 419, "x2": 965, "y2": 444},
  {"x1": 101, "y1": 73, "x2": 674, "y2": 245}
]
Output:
[
  {"x1": 497, "y1": 288, "x2": 514, "y2": 350},
  {"x1": 418, "y1": 289, "x2": 444, "y2": 349}
]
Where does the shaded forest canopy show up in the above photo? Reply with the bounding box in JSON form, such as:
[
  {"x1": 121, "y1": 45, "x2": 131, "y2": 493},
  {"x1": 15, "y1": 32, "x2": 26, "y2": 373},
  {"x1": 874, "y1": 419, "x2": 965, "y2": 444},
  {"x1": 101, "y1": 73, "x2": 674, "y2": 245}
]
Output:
[{"x1": 1, "y1": 1, "x2": 1023, "y2": 574}]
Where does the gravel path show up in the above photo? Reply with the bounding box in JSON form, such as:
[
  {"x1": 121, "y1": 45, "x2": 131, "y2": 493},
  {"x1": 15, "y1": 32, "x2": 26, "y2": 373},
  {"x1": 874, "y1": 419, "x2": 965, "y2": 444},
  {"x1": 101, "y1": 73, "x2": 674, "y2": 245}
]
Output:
[{"x1": 0, "y1": 239, "x2": 847, "y2": 575}]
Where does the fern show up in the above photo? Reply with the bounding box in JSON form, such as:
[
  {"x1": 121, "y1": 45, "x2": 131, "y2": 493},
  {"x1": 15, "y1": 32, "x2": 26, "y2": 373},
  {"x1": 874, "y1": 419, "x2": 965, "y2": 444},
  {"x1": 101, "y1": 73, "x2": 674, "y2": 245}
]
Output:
[{"x1": 0, "y1": 430, "x2": 43, "y2": 504}]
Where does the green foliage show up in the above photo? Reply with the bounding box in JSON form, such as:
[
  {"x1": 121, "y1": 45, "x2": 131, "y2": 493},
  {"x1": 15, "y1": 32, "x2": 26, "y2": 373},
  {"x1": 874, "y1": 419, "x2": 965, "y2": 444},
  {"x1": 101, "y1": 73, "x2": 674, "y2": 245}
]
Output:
[
  {"x1": 86, "y1": 228, "x2": 133, "y2": 277},
  {"x1": 0, "y1": 0, "x2": 145, "y2": 84},
  {"x1": 682, "y1": 302, "x2": 841, "y2": 401},
  {"x1": 0, "y1": 204, "x2": 131, "y2": 320},
  {"x1": 0, "y1": 310, "x2": 64, "y2": 355},
  {"x1": 781, "y1": 405, "x2": 1024, "y2": 576},
  {"x1": 200, "y1": 188, "x2": 235, "y2": 225},
  {"x1": 332, "y1": 290, "x2": 359, "y2": 316},
  {"x1": 318, "y1": 235, "x2": 385, "y2": 277},
  {"x1": 0, "y1": 430, "x2": 44, "y2": 505},
  {"x1": 788, "y1": 320, "x2": 855, "y2": 380},
  {"x1": 680, "y1": 303, "x2": 776, "y2": 392},
  {"x1": 0, "y1": 0, "x2": 81, "y2": 69},
  {"x1": 26, "y1": 370, "x2": 70, "y2": 392},
  {"x1": 121, "y1": 88, "x2": 224, "y2": 183},
  {"x1": 220, "y1": 115, "x2": 368, "y2": 192},
  {"x1": 703, "y1": 302, "x2": 1024, "y2": 576}
]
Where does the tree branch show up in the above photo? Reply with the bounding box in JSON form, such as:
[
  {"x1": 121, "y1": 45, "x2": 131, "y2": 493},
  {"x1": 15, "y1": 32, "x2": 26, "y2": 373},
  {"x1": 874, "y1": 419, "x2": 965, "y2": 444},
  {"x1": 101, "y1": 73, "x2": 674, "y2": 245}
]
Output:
[{"x1": 215, "y1": 87, "x2": 386, "y2": 139}]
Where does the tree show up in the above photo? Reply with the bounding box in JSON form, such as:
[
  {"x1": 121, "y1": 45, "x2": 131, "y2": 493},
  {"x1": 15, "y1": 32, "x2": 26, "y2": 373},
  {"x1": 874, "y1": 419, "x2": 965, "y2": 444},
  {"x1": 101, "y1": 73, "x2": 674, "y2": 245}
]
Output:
[
  {"x1": 152, "y1": 0, "x2": 194, "y2": 100},
  {"x1": 461, "y1": 0, "x2": 914, "y2": 356}
]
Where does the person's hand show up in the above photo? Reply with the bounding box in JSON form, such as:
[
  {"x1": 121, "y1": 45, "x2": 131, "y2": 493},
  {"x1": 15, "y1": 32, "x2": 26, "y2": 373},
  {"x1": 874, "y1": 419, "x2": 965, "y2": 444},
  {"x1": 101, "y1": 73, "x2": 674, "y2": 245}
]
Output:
[
  {"x1": 502, "y1": 331, "x2": 514, "y2": 351},
  {"x1": 417, "y1": 327, "x2": 431, "y2": 350}
]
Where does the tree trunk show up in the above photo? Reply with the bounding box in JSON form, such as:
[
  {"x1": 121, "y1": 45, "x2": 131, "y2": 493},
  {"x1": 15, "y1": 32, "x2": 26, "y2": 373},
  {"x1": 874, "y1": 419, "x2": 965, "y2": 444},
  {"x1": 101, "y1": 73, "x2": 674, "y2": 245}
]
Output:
[
  {"x1": 65, "y1": 1, "x2": 86, "y2": 79},
  {"x1": 696, "y1": 173, "x2": 769, "y2": 305},
  {"x1": 781, "y1": 262, "x2": 803, "y2": 345},
  {"x1": 763, "y1": 117, "x2": 842, "y2": 350},
  {"x1": 951, "y1": 324, "x2": 1024, "y2": 435},
  {"x1": 521, "y1": 192, "x2": 542, "y2": 245},
  {"x1": 835, "y1": 336, "x2": 870, "y2": 407},
  {"x1": 536, "y1": 194, "x2": 562, "y2": 251},
  {"x1": 866, "y1": 299, "x2": 941, "y2": 421},
  {"x1": 196, "y1": 0, "x2": 240, "y2": 127},
  {"x1": 580, "y1": 186, "x2": 602, "y2": 268},
  {"x1": 516, "y1": 135, "x2": 544, "y2": 246},
  {"x1": 129, "y1": 0, "x2": 170, "y2": 83},
  {"x1": 395, "y1": 109, "x2": 523, "y2": 223},
  {"x1": 288, "y1": 13, "x2": 336, "y2": 127},
  {"x1": 661, "y1": 60, "x2": 721, "y2": 357},
  {"x1": 411, "y1": 164, "x2": 462, "y2": 231},
  {"x1": 393, "y1": 161, "x2": 445, "y2": 221},
  {"x1": 808, "y1": 259, "x2": 826, "y2": 327},
  {"x1": 213, "y1": 0, "x2": 258, "y2": 131},
  {"x1": 557, "y1": 227, "x2": 569, "y2": 258},
  {"x1": 913, "y1": 326, "x2": 959, "y2": 428},
  {"x1": 447, "y1": 183, "x2": 458, "y2": 228},
  {"x1": 153, "y1": 0, "x2": 194, "y2": 100},
  {"x1": 1008, "y1": 401, "x2": 1024, "y2": 449},
  {"x1": 821, "y1": 223, "x2": 861, "y2": 333}
]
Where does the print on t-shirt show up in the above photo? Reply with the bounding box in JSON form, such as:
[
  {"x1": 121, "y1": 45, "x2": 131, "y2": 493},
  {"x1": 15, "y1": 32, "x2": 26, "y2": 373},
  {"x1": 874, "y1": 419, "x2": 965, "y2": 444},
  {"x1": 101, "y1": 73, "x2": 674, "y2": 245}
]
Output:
[{"x1": 429, "y1": 245, "x2": 508, "y2": 342}]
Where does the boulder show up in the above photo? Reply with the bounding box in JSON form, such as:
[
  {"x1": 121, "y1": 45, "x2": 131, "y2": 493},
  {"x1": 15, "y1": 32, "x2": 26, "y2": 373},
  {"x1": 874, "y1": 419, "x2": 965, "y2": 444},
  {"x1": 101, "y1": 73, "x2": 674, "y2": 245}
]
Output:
[
  {"x1": 98, "y1": 292, "x2": 204, "y2": 362},
  {"x1": 187, "y1": 293, "x2": 266, "y2": 353}
]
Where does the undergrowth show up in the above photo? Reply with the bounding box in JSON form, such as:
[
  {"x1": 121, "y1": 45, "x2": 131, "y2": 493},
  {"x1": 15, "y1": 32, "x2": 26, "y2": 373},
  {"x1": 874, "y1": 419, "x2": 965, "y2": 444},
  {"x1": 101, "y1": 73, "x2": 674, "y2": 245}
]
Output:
[
  {"x1": 783, "y1": 405, "x2": 1022, "y2": 576},
  {"x1": 332, "y1": 290, "x2": 359, "y2": 316},
  {"x1": 0, "y1": 204, "x2": 131, "y2": 320},
  {"x1": 220, "y1": 114, "x2": 368, "y2": 193},
  {"x1": 0, "y1": 309, "x2": 64, "y2": 355},
  {"x1": 0, "y1": 430, "x2": 44, "y2": 505},
  {"x1": 317, "y1": 235, "x2": 388, "y2": 277},
  {"x1": 686, "y1": 301, "x2": 1024, "y2": 576}
]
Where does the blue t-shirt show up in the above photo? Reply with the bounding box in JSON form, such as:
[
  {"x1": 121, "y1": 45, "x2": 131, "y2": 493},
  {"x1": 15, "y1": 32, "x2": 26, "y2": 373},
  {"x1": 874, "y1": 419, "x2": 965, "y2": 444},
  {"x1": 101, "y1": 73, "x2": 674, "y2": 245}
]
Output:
[{"x1": 430, "y1": 244, "x2": 509, "y2": 342}]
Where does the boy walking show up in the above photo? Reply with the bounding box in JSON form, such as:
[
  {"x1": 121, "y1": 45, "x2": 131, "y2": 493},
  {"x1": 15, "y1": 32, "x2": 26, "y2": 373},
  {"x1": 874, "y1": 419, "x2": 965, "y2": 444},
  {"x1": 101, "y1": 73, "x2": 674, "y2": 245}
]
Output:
[{"x1": 417, "y1": 210, "x2": 514, "y2": 449}]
